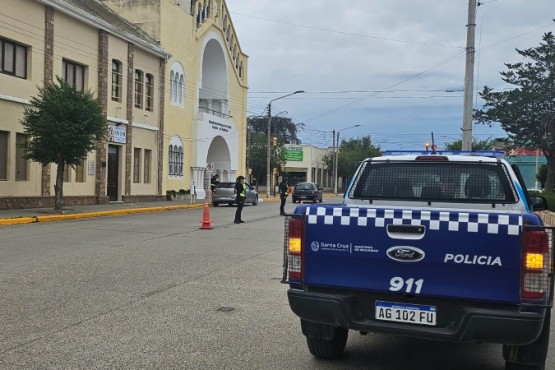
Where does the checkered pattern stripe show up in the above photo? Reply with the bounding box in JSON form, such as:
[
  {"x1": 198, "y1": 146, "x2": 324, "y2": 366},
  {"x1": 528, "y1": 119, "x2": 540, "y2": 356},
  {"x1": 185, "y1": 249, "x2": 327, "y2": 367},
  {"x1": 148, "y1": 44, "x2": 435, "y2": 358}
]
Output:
[{"x1": 305, "y1": 206, "x2": 522, "y2": 235}]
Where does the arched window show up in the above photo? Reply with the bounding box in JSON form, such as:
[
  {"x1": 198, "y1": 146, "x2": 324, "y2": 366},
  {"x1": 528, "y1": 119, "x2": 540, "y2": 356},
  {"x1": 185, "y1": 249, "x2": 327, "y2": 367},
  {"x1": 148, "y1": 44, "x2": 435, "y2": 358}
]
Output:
[
  {"x1": 169, "y1": 138, "x2": 184, "y2": 177},
  {"x1": 111, "y1": 59, "x2": 122, "y2": 102},
  {"x1": 170, "y1": 62, "x2": 185, "y2": 107},
  {"x1": 178, "y1": 147, "x2": 183, "y2": 175},
  {"x1": 169, "y1": 145, "x2": 175, "y2": 175},
  {"x1": 134, "y1": 69, "x2": 144, "y2": 109},
  {"x1": 179, "y1": 75, "x2": 184, "y2": 105},
  {"x1": 170, "y1": 70, "x2": 175, "y2": 102},
  {"x1": 197, "y1": 3, "x2": 203, "y2": 26},
  {"x1": 146, "y1": 74, "x2": 154, "y2": 112}
]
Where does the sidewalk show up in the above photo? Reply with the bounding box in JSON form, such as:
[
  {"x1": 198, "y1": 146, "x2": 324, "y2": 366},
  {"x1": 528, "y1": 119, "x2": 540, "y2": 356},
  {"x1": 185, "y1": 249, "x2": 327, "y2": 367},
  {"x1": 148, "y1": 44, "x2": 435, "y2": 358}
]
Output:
[{"x1": 0, "y1": 196, "x2": 280, "y2": 226}]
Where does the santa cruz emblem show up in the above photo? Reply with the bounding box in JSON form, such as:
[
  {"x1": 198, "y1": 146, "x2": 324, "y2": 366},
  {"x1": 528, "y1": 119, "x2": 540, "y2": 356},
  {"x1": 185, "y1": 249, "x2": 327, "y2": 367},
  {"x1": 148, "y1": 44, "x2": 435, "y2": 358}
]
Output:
[{"x1": 310, "y1": 241, "x2": 320, "y2": 252}]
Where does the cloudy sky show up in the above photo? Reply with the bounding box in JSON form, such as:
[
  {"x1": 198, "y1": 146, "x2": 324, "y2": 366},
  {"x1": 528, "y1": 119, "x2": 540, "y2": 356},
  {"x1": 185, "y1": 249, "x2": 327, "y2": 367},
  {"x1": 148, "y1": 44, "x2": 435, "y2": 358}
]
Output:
[{"x1": 226, "y1": 0, "x2": 554, "y2": 150}]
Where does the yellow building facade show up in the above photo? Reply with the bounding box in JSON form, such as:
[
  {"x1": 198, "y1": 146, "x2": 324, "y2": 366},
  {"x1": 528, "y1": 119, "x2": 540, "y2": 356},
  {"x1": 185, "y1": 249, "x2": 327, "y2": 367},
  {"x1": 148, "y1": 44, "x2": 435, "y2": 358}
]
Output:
[
  {"x1": 1, "y1": 0, "x2": 247, "y2": 209},
  {"x1": 103, "y1": 0, "x2": 249, "y2": 199}
]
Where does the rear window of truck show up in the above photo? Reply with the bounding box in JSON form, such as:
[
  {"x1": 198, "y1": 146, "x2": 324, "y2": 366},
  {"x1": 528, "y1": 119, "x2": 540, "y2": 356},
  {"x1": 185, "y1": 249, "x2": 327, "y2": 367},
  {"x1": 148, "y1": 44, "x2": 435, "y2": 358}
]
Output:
[{"x1": 349, "y1": 161, "x2": 517, "y2": 204}]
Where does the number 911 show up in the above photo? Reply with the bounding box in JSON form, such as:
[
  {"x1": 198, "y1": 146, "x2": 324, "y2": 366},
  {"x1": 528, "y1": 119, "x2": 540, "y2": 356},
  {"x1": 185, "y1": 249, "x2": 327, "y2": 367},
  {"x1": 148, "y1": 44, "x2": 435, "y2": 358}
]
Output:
[{"x1": 389, "y1": 276, "x2": 424, "y2": 294}]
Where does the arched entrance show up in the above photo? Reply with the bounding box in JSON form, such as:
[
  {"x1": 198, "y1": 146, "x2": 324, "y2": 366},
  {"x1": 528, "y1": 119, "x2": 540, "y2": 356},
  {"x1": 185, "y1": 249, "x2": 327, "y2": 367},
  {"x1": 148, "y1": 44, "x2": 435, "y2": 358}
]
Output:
[{"x1": 205, "y1": 136, "x2": 232, "y2": 186}]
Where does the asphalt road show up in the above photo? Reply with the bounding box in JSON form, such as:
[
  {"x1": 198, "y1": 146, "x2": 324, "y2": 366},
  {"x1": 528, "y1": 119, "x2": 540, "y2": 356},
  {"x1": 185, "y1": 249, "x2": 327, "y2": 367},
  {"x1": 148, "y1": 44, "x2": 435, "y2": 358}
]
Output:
[{"x1": 1, "y1": 198, "x2": 554, "y2": 369}]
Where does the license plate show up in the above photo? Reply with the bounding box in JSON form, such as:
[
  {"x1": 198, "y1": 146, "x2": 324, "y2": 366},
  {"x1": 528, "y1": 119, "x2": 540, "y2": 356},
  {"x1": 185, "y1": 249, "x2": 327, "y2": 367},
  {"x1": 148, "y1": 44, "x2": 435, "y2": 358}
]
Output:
[{"x1": 375, "y1": 301, "x2": 436, "y2": 326}]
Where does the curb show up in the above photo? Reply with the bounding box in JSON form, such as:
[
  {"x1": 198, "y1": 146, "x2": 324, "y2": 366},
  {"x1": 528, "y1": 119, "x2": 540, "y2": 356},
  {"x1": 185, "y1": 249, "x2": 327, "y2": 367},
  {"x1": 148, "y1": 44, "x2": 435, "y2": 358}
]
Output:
[
  {"x1": 0, "y1": 217, "x2": 37, "y2": 226},
  {"x1": 0, "y1": 194, "x2": 335, "y2": 226},
  {"x1": 0, "y1": 203, "x2": 204, "y2": 226}
]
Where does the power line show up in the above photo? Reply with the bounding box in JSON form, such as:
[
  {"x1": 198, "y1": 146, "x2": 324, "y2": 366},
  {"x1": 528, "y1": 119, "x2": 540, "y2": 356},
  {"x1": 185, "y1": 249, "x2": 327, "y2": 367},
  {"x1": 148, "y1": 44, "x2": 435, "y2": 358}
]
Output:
[
  {"x1": 249, "y1": 89, "x2": 465, "y2": 94},
  {"x1": 300, "y1": 50, "x2": 467, "y2": 123},
  {"x1": 229, "y1": 11, "x2": 464, "y2": 49}
]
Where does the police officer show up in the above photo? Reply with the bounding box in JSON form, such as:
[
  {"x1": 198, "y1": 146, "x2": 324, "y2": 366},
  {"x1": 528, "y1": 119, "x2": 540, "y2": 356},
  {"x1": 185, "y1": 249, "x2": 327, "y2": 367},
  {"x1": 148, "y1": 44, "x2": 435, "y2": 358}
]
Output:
[
  {"x1": 234, "y1": 175, "x2": 247, "y2": 224},
  {"x1": 279, "y1": 178, "x2": 289, "y2": 215}
]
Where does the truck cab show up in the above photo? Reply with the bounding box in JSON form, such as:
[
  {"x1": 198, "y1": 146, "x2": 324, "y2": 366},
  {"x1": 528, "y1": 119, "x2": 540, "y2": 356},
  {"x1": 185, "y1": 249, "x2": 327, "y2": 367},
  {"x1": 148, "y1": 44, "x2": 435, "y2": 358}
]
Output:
[{"x1": 283, "y1": 150, "x2": 552, "y2": 370}]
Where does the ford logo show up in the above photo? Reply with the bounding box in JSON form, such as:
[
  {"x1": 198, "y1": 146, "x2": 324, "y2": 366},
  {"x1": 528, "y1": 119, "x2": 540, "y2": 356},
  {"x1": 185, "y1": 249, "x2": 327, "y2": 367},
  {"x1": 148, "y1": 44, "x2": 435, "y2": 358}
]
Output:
[{"x1": 386, "y1": 246, "x2": 425, "y2": 262}]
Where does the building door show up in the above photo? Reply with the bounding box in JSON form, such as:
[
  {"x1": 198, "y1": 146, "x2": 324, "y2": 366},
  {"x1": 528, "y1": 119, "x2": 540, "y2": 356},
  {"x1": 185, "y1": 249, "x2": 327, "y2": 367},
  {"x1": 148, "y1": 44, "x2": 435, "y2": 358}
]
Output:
[{"x1": 107, "y1": 145, "x2": 119, "y2": 201}]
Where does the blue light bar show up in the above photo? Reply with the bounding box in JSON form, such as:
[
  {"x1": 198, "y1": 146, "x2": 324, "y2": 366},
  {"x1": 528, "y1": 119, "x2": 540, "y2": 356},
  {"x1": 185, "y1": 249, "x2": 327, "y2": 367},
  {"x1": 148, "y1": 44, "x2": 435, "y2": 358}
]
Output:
[{"x1": 382, "y1": 150, "x2": 505, "y2": 158}]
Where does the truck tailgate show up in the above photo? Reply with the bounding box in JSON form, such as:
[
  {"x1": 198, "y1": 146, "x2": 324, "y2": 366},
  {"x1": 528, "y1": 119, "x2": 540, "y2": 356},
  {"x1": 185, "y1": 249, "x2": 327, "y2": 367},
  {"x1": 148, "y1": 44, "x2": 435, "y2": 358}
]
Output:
[{"x1": 302, "y1": 205, "x2": 523, "y2": 304}]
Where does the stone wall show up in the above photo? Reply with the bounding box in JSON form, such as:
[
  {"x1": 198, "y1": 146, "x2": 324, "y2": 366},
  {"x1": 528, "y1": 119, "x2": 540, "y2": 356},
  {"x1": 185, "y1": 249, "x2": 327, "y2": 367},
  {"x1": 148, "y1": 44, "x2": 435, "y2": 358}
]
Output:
[
  {"x1": 0, "y1": 196, "x2": 101, "y2": 210},
  {"x1": 0, "y1": 195, "x2": 168, "y2": 210}
]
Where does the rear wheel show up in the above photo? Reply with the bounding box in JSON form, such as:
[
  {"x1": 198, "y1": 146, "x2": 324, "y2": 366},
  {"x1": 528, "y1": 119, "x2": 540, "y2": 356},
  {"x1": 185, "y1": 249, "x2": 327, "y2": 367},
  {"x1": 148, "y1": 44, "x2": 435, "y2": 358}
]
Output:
[
  {"x1": 213, "y1": 202, "x2": 219, "y2": 207},
  {"x1": 252, "y1": 196, "x2": 258, "y2": 205},
  {"x1": 503, "y1": 310, "x2": 550, "y2": 370},
  {"x1": 306, "y1": 327, "x2": 348, "y2": 359}
]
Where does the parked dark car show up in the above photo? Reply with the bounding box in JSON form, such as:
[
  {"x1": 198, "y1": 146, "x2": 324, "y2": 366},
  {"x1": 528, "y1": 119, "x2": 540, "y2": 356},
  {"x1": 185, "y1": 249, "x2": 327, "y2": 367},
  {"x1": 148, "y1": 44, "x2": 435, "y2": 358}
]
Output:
[
  {"x1": 212, "y1": 182, "x2": 258, "y2": 207},
  {"x1": 292, "y1": 182, "x2": 323, "y2": 203}
]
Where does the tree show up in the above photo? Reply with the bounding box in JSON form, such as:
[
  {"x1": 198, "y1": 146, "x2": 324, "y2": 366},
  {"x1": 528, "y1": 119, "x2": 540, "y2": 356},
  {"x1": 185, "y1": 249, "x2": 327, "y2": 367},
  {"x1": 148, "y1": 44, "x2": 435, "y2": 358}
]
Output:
[
  {"x1": 247, "y1": 115, "x2": 304, "y2": 187},
  {"x1": 538, "y1": 164, "x2": 547, "y2": 187},
  {"x1": 247, "y1": 131, "x2": 285, "y2": 188},
  {"x1": 444, "y1": 138, "x2": 498, "y2": 151},
  {"x1": 21, "y1": 77, "x2": 106, "y2": 210},
  {"x1": 324, "y1": 136, "x2": 381, "y2": 189},
  {"x1": 247, "y1": 115, "x2": 304, "y2": 145},
  {"x1": 474, "y1": 30, "x2": 555, "y2": 192}
]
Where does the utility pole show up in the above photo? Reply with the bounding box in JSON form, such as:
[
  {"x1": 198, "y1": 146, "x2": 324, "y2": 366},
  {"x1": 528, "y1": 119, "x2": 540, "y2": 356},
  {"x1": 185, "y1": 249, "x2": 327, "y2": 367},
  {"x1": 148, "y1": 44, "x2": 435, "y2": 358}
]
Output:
[
  {"x1": 332, "y1": 130, "x2": 337, "y2": 194},
  {"x1": 265, "y1": 91, "x2": 304, "y2": 198},
  {"x1": 462, "y1": 0, "x2": 477, "y2": 151},
  {"x1": 266, "y1": 103, "x2": 272, "y2": 198}
]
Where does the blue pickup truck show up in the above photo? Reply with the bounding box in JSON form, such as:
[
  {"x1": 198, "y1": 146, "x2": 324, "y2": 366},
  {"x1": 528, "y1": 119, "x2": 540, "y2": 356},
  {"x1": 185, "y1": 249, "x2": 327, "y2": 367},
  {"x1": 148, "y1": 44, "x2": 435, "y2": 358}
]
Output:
[{"x1": 283, "y1": 151, "x2": 553, "y2": 370}]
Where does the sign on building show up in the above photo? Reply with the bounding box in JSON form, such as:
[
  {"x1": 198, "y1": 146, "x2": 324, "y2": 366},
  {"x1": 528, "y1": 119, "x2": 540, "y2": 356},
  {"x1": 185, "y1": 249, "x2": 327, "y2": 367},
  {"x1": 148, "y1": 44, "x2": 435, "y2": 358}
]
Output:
[
  {"x1": 108, "y1": 124, "x2": 127, "y2": 144},
  {"x1": 284, "y1": 146, "x2": 303, "y2": 161}
]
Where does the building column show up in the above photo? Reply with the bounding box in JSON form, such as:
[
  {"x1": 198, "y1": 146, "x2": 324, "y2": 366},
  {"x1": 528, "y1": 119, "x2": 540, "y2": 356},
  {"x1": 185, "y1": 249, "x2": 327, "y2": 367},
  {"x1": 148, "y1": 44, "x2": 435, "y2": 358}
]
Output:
[
  {"x1": 191, "y1": 167, "x2": 206, "y2": 199},
  {"x1": 157, "y1": 57, "x2": 166, "y2": 196},
  {"x1": 125, "y1": 43, "x2": 134, "y2": 197},
  {"x1": 41, "y1": 6, "x2": 55, "y2": 197},
  {"x1": 95, "y1": 29, "x2": 109, "y2": 204}
]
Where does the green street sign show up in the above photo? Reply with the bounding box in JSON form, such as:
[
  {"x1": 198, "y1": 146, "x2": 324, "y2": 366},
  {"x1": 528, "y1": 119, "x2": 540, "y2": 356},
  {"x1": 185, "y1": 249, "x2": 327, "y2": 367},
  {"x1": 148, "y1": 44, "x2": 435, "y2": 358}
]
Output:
[{"x1": 284, "y1": 147, "x2": 303, "y2": 161}]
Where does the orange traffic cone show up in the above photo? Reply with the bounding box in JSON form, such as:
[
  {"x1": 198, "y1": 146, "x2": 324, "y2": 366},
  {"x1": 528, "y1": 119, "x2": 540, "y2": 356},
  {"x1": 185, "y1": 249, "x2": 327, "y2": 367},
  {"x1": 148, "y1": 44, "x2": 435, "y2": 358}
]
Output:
[{"x1": 199, "y1": 201, "x2": 213, "y2": 229}]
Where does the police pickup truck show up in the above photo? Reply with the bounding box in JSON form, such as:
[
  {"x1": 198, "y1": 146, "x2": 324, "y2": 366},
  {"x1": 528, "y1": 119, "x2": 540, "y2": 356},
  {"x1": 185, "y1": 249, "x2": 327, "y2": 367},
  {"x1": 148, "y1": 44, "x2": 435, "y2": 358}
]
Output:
[{"x1": 283, "y1": 150, "x2": 553, "y2": 370}]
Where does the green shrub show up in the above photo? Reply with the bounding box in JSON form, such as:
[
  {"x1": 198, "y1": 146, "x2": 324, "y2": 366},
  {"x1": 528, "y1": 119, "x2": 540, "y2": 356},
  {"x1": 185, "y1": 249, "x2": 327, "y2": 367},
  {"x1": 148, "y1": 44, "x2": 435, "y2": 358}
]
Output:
[
  {"x1": 166, "y1": 190, "x2": 177, "y2": 200},
  {"x1": 538, "y1": 191, "x2": 555, "y2": 212}
]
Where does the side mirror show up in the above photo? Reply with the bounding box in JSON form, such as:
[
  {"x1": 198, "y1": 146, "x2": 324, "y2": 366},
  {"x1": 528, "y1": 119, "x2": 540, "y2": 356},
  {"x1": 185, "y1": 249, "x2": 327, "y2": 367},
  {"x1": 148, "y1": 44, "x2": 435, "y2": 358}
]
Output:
[{"x1": 530, "y1": 195, "x2": 548, "y2": 211}]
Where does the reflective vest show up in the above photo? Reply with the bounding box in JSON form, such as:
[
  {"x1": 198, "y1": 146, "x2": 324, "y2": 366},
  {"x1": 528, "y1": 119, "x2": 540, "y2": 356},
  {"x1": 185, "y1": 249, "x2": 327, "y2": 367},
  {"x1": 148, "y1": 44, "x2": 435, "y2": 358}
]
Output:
[{"x1": 239, "y1": 183, "x2": 247, "y2": 198}]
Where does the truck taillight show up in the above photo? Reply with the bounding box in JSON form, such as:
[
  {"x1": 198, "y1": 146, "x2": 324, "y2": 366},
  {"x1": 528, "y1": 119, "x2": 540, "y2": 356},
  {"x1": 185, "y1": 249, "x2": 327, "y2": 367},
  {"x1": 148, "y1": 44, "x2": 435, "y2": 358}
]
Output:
[
  {"x1": 287, "y1": 218, "x2": 304, "y2": 281},
  {"x1": 522, "y1": 230, "x2": 551, "y2": 301}
]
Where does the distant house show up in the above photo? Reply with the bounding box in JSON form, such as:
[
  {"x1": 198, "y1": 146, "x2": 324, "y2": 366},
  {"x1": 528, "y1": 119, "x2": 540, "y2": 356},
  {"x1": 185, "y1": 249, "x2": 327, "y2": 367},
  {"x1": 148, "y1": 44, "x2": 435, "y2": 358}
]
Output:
[{"x1": 505, "y1": 148, "x2": 545, "y2": 189}]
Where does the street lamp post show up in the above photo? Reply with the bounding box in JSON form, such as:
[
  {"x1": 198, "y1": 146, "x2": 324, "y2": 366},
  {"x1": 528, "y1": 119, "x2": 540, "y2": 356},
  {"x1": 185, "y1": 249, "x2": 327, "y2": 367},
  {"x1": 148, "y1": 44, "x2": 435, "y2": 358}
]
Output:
[
  {"x1": 266, "y1": 90, "x2": 304, "y2": 198},
  {"x1": 333, "y1": 124, "x2": 361, "y2": 194}
]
